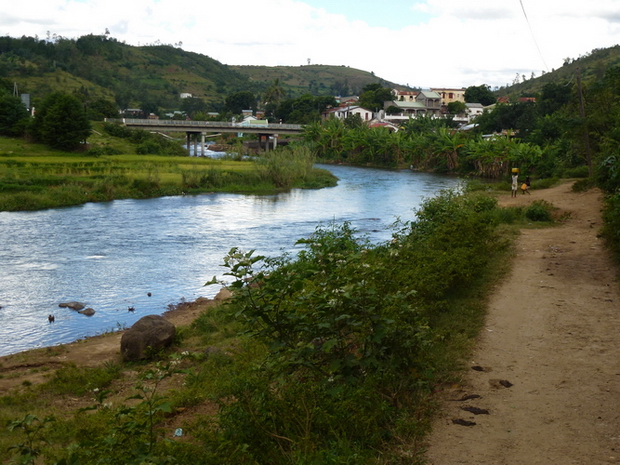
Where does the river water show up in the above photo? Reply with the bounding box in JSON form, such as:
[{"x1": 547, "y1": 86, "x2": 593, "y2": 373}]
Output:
[{"x1": 0, "y1": 165, "x2": 460, "y2": 356}]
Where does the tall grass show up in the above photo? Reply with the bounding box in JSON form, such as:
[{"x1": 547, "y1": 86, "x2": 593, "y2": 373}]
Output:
[
  {"x1": 0, "y1": 145, "x2": 335, "y2": 211},
  {"x1": 255, "y1": 145, "x2": 316, "y2": 189}
]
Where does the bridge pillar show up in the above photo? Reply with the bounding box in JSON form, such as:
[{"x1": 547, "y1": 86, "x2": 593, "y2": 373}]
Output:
[
  {"x1": 201, "y1": 132, "x2": 206, "y2": 156},
  {"x1": 186, "y1": 132, "x2": 191, "y2": 155}
]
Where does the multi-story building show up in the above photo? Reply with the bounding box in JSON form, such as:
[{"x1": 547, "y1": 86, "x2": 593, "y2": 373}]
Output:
[{"x1": 431, "y1": 87, "x2": 466, "y2": 106}]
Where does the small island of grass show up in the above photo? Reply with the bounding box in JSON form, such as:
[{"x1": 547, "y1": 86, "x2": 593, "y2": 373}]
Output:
[{"x1": 0, "y1": 122, "x2": 338, "y2": 212}]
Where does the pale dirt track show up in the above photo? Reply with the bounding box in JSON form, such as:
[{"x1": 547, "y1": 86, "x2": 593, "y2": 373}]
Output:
[{"x1": 425, "y1": 182, "x2": 620, "y2": 464}]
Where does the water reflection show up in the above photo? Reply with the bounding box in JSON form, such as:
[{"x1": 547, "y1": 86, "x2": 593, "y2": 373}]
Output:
[{"x1": 0, "y1": 165, "x2": 460, "y2": 356}]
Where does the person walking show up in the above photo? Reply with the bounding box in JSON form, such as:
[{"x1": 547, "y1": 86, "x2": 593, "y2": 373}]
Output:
[
  {"x1": 524, "y1": 176, "x2": 531, "y2": 195},
  {"x1": 511, "y1": 173, "x2": 519, "y2": 198}
]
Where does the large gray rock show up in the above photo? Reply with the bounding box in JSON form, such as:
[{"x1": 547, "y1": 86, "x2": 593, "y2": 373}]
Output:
[
  {"x1": 120, "y1": 315, "x2": 176, "y2": 362},
  {"x1": 79, "y1": 307, "x2": 96, "y2": 316}
]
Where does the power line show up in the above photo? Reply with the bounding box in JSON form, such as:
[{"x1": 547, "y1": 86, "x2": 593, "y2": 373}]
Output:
[{"x1": 519, "y1": 0, "x2": 549, "y2": 72}]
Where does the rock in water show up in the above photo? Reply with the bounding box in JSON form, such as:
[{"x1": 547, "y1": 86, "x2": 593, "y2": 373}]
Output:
[
  {"x1": 79, "y1": 308, "x2": 95, "y2": 316},
  {"x1": 120, "y1": 315, "x2": 176, "y2": 362},
  {"x1": 59, "y1": 301, "x2": 85, "y2": 311}
]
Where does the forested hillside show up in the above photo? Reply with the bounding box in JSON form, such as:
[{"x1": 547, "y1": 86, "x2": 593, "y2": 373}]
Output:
[
  {"x1": 497, "y1": 45, "x2": 620, "y2": 97},
  {"x1": 0, "y1": 34, "x2": 404, "y2": 115},
  {"x1": 0, "y1": 34, "x2": 254, "y2": 113},
  {"x1": 230, "y1": 64, "x2": 409, "y2": 98}
]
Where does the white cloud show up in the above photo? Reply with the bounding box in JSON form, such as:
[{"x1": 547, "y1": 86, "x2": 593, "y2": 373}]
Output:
[{"x1": 2, "y1": 0, "x2": 620, "y2": 89}]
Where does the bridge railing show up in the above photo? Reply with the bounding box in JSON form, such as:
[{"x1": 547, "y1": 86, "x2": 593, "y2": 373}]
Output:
[{"x1": 105, "y1": 118, "x2": 304, "y2": 131}]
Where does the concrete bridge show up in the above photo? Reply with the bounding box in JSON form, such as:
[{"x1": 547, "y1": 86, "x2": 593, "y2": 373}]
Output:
[{"x1": 105, "y1": 118, "x2": 304, "y2": 154}]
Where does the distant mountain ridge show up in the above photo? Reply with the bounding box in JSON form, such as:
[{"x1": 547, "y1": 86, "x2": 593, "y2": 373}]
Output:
[
  {"x1": 0, "y1": 34, "x2": 408, "y2": 113},
  {"x1": 1, "y1": 34, "x2": 619, "y2": 113}
]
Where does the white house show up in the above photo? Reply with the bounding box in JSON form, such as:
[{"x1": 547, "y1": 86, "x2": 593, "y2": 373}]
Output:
[{"x1": 322, "y1": 105, "x2": 374, "y2": 122}]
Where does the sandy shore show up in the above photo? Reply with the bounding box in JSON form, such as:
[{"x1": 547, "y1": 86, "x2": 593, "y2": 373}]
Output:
[{"x1": 0, "y1": 293, "x2": 227, "y2": 395}]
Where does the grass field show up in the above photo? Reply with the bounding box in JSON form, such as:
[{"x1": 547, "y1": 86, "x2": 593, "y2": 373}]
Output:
[{"x1": 0, "y1": 127, "x2": 337, "y2": 211}]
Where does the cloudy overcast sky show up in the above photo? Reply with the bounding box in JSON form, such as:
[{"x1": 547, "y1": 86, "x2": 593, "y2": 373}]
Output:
[{"x1": 2, "y1": 0, "x2": 620, "y2": 89}]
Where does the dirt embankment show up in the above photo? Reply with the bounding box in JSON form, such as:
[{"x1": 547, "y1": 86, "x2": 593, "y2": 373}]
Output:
[{"x1": 425, "y1": 183, "x2": 620, "y2": 464}]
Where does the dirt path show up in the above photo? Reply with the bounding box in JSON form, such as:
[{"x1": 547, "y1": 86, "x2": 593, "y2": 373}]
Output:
[{"x1": 425, "y1": 182, "x2": 620, "y2": 464}]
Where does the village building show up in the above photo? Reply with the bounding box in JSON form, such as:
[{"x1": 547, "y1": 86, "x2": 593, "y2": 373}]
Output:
[
  {"x1": 431, "y1": 87, "x2": 466, "y2": 106},
  {"x1": 393, "y1": 89, "x2": 419, "y2": 102},
  {"x1": 322, "y1": 105, "x2": 375, "y2": 122}
]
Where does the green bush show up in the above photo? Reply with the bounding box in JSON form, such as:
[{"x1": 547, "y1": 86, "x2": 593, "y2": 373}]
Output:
[
  {"x1": 524, "y1": 200, "x2": 554, "y2": 222},
  {"x1": 602, "y1": 192, "x2": 620, "y2": 259},
  {"x1": 102, "y1": 122, "x2": 133, "y2": 138},
  {"x1": 563, "y1": 165, "x2": 590, "y2": 178},
  {"x1": 572, "y1": 178, "x2": 596, "y2": 192},
  {"x1": 202, "y1": 189, "x2": 508, "y2": 462},
  {"x1": 87, "y1": 144, "x2": 123, "y2": 156}
]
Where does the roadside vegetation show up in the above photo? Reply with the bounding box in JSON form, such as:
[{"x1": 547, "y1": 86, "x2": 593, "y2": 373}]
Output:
[{"x1": 0, "y1": 187, "x2": 558, "y2": 464}]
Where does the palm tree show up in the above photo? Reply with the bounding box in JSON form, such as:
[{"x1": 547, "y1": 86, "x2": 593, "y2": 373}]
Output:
[{"x1": 263, "y1": 79, "x2": 287, "y2": 107}]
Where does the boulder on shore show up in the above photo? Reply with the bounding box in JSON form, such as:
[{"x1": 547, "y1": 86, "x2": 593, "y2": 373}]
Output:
[
  {"x1": 120, "y1": 315, "x2": 176, "y2": 362},
  {"x1": 214, "y1": 287, "x2": 232, "y2": 301},
  {"x1": 59, "y1": 301, "x2": 85, "y2": 311}
]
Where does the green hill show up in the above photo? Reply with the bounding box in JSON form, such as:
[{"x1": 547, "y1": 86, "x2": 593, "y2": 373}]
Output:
[
  {"x1": 498, "y1": 45, "x2": 620, "y2": 98},
  {"x1": 0, "y1": 34, "x2": 408, "y2": 115},
  {"x1": 230, "y1": 64, "x2": 411, "y2": 98},
  {"x1": 0, "y1": 34, "x2": 254, "y2": 112}
]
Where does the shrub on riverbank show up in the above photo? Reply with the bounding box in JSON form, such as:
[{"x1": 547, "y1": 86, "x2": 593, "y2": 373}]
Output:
[{"x1": 2, "y1": 189, "x2": 527, "y2": 464}]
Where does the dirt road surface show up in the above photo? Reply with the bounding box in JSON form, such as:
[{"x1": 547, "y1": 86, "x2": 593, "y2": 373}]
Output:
[{"x1": 425, "y1": 182, "x2": 620, "y2": 464}]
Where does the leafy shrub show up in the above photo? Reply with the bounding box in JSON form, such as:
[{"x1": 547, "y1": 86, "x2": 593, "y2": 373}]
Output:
[
  {"x1": 205, "y1": 190, "x2": 508, "y2": 462},
  {"x1": 572, "y1": 178, "x2": 595, "y2": 192},
  {"x1": 531, "y1": 177, "x2": 559, "y2": 189},
  {"x1": 102, "y1": 122, "x2": 133, "y2": 138},
  {"x1": 87, "y1": 144, "x2": 123, "y2": 156},
  {"x1": 255, "y1": 145, "x2": 315, "y2": 188},
  {"x1": 564, "y1": 165, "x2": 590, "y2": 178},
  {"x1": 601, "y1": 192, "x2": 620, "y2": 259},
  {"x1": 524, "y1": 200, "x2": 554, "y2": 222},
  {"x1": 136, "y1": 140, "x2": 161, "y2": 155}
]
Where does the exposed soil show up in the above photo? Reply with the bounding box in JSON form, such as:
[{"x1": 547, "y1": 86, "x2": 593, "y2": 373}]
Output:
[
  {"x1": 0, "y1": 296, "x2": 221, "y2": 396},
  {"x1": 425, "y1": 182, "x2": 620, "y2": 464}
]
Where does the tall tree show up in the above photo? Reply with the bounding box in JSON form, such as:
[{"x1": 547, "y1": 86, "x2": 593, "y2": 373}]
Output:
[
  {"x1": 358, "y1": 84, "x2": 394, "y2": 112},
  {"x1": 0, "y1": 92, "x2": 30, "y2": 137},
  {"x1": 31, "y1": 92, "x2": 91, "y2": 151},
  {"x1": 262, "y1": 79, "x2": 286, "y2": 106},
  {"x1": 464, "y1": 85, "x2": 496, "y2": 106},
  {"x1": 225, "y1": 91, "x2": 256, "y2": 115}
]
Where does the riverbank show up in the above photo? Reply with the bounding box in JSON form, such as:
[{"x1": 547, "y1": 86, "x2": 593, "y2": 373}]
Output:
[
  {"x1": 425, "y1": 182, "x2": 620, "y2": 464},
  {"x1": 1, "y1": 181, "x2": 612, "y2": 463},
  {"x1": 0, "y1": 294, "x2": 223, "y2": 396}
]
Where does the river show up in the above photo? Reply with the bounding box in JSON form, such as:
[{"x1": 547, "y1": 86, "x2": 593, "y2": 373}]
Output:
[{"x1": 0, "y1": 164, "x2": 460, "y2": 356}]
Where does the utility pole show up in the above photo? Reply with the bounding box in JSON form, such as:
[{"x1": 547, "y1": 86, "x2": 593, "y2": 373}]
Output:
[{"x1": 576, "y1": 68, "x2": 593, "y2": 177}]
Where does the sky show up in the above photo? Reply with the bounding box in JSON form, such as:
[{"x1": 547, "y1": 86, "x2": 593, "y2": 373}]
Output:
[{"x1": 2, "y1": 0, "x2": 620, "y2": 89}]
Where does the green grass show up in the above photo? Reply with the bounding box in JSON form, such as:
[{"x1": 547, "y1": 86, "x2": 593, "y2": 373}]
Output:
[{"x1": 0, "y1": 130, "x2": 337, "y2": 211}]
